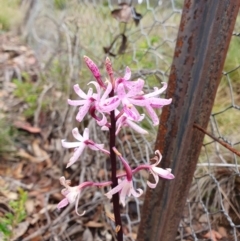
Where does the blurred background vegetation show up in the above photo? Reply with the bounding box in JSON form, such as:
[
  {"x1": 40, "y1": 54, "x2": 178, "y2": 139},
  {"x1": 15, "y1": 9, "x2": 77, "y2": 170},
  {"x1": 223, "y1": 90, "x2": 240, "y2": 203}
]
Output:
[{"x1": 0, "y1": 0, "x2": 240, "y2": 240}]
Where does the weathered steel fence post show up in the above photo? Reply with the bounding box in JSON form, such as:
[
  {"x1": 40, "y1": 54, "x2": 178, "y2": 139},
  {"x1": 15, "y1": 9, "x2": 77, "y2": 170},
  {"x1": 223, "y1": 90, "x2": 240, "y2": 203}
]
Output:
[{"x1": 137, "y1": 1, "x2": 240, "y2": 241}]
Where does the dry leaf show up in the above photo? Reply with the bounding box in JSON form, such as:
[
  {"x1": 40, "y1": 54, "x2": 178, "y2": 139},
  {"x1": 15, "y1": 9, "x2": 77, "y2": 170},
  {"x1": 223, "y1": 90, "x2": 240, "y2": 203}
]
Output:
[
  {"x1": 111, "y1": 4, "x2": 132, "y2": 23},
  {"x1": 218, "y1": 226, "x2": 227, "y2": 237},
  {"x1": 11, "y1": 221, "x2": 29, "y2": 241},
  {"x1": 17, "y1": 149, "x2": 46, "y2": 163},
  {"x1": 111, "y1": 3, "x2": 142, "y2": 26},
  {"x1": 25, "y1": 199, "x2": 35, "y2": 215},
  {"x1": 105, "y1": 210, "x2": 115, "y2": 222},
  {"x1": 115, "y1": 225, "x2": 121, "y2": 233},
  {"x1": 13, "y1": 120, "x2": 41, "y2": 133},
  {"x1": 85, "y1": 221, "x2": 104, "y2": 228},
  {"x1": 82, "y1": 228, "x2": 93, "y2": 241},
  {"x1": 203, "y1": 230, "x2": 222, "y2": 241},
  {"x1": 31, "y1": 139, "x2": 52, "y2": 166},
  {"x1": 1, "y1": 189, "x2": 18, "y2": 200}
]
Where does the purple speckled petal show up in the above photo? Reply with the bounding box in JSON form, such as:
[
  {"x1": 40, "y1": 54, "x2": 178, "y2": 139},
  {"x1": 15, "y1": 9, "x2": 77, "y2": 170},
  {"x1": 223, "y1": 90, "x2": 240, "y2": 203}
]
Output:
[
  {"x1": 123, "y1": 104, "x2": 141, "y2": 121},
  {"x1": 123, "y1": 66, "x2": 131, "y2": 80},
  {"x1": 148, "y1": 97, "x2": 172, "y2": 107},
  {"x1": 98, "y1": 97, "x2": 120, "y2": 113},
  {"x1": 129, "y1": 98, "x2": 148, "y2": 107},
  {"x1": 117, "y1": 83, "x2": 127, "y2": 99},
  {"x1": 101, "y1": 81, "x2": 113, "y2": 102},
  {"x1": 76, "y1": 100, "x2": 92, "y2": 122},
  {"x1": 145, "y1": 104, "x2": 159, "y2": 126},
  {"x1": 144, "y1": 82, "x2": 168, "y2": 98},
  {"x1": 126, "y1": 79, "x2": 144, "y2": 97}
]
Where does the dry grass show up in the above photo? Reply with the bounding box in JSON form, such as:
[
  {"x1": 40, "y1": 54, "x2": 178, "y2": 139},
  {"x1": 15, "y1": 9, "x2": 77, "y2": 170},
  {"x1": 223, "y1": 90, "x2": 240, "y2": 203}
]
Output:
[{"x1": 0, "y1": 1, "x2": 240, "y2": 240}]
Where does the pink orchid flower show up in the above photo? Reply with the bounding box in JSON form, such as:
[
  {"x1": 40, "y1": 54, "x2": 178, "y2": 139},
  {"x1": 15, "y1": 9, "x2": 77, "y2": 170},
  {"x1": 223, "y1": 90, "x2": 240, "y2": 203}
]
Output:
[
  {"x1": 115, "y1": 66, "x2": 133, "y2": 90},
  {"x1": 68, "y1": 84, "x2": 97, "y2": 122},
  {"x1": 68, "y1": 81, "x2": 119, "y2": 125},
  {"x1": 115, "y1": 78, "x2": 145, "y2": 121},
  {"x1": 105, "y1": 148, "x2": 143, "y2": 206},
  {"x1": 57, "y1": 176, "x2": 93, "y2": 216},
  {"x1": 147, "y1": 150, "x2": 174, "y2": 188},
  {"x1": 89, "y1": 81, "x2": 120, "y2": 126},
  {"x1": 58, "y1": 177, "x2": 112, "y2": 215},
  {"x1": 62, "y1": 128, "x2": 109, "y2": 168},
  {"x1": 115, "y1": 109, "x2": 148, "y2": 135},
  {"x1": 105, "y1": 177, "x2": 143, "y2": 207},
  {"x1": 115, "y1": 68, "x2": 171, "y2": 125},
  {"x1": 130, "y1": 82, "x2": 172, "y2": 125}
]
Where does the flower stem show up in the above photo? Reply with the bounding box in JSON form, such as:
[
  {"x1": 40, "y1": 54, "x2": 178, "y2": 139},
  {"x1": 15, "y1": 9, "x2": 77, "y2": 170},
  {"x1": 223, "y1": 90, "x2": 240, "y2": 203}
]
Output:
[{"x1": 109, "y1": 97, "x2": 123, "y2": 241}]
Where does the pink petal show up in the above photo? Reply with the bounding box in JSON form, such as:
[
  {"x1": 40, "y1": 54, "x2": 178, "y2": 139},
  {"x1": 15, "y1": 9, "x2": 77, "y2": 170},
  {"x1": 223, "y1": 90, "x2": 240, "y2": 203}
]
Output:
[
  {"x1": 72, "y1": 128, "x2": 84, "y2": 141},
  {"x1": 73, "y1": 84, "x2": 90, "y2": 99},
  {"x1": 124, "y1": 66, "x2": 131, "y2": 80},
  {"x1": 145, "y1": 105, "x2": 159, "y2": 126},
  {"x1": 152, "y1": 150, "x2": 162, "y2": 166},
  {"x1": 126, "y1": 79, "x2": 144, "y2": 97},
  {"x1": 130, "y1": 187, "x2": 143, "y2": 198},
  {"x1": 117, "y1": 84, "x2": 127, "y2": 99},
  {"x1": 149, "y1": 98, "x2": 172, "y2": 107},
  {"x1": 82, "y1": 128, "x2": 89, "y2": 140},
  {"x1": 76, "y1": 101, "x2": 92, "y2": 122},
  {"x1": 101, "y1": 81, "x2": 112, "y2": 101},
  {"x1": 61, "y1": 140, "x2": 81, "y2": 149},
  {"x1": 119, "y1": 180, "x2": 130, "y2": 206},
  {"x1": 123, "y1": 104, "x2": 141, "y2": 121},
  {"x1": 67, "y1": 99, "x2": 87, "y2": 106},
  {"x1": 66, "y1": 144, "x2": 85, "y2": 168},
  {"x1": 99, "y1": 98, "x2": 121, "y2": 112},
  {"x1": 116, "y1": 116, "x2": 126, "y2": 135},
  {"x1": 88, "y1": 143, "x2": 104, "y2": 151},
  {"x1": 152, "y1": 166, "x2": 175, "y2": 179},
  {"x1": 126, "y1": 119, "x2": 148, "y2": 134},
  {"x1": 59, "y1": 176, "x2": 66, "y2": 185},
  {"x1": 105, "y1": 180, "x2": 125, "y2": 199},
  {"x1": 88, "y1": 81, "x2": 101, "y2": 100},
  {"x1": 57, "y1": 198, "x2": 69, "y2": 209},
  {"x1": 129, "y1": 98, "x2": 147, "y2": 107},
  {"x1": 144, "y1": 82, "x2": 168, "y2": 98},
  {"x1": 96, "y1": 112, "x2": 108, "y2": 126},
  {"x1": 147, "y1": 172, "x2": 159, "y2": 189}
]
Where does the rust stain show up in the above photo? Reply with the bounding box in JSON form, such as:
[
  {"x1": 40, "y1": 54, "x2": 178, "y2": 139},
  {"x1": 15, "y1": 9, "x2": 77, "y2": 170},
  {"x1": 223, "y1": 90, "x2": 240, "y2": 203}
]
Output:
[
  {"x1": 185, "y1": 0, "x2": 191, "y2": 9},
  {"x1": 176, "y1": 37, "x2": 184, "y2": 48}
]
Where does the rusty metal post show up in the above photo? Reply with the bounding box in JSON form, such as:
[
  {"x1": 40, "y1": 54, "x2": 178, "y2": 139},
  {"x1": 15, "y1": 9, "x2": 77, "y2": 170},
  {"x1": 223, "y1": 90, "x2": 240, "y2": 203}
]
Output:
[{"x1": 137, "y1": 1, "x2": 240, "y2": 241}]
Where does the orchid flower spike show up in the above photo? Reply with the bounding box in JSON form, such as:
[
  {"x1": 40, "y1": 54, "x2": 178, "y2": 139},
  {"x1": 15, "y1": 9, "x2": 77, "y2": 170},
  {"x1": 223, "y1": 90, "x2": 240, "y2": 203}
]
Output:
[
  {"x1": 147, "y1": 150, "x2": 175, "y2": 189},
  {"x1": 105, "y1": 147, "x2": 143, "y2": 206},
  {"x1": 62, "y1": 128, "x2": 109, "y2": 168}
]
